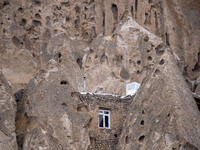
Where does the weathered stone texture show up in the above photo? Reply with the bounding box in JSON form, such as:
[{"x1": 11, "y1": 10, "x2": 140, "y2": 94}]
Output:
[
  {"x1": 0, "y1": 0, "x2": 200, "y2": 93},
  {"x1": 15, "y1": 60, "x2": 91, "y2": 150},
  {"x1": 83, "y1": 17, "x2": 166, "y2": 95},
  {"x1": 0, "y1": 72, "x2": 17, "y2": 150},
  {"x1": 116, "y1": 32, "x2": 200, "y2": 150}
]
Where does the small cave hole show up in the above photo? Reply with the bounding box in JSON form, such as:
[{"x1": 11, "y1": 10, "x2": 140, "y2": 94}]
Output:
[
  {"x1": 137, "y1": 70, "x2": 140, "y2": 74},
  {"x1": 58, "y1": 52, "x2": 62, "y2": 58},
  {"x1": 111, "y1": 4, "x2": 118, "y2": 21},
  {"x1": 18, "y1": 7, "x2": 24, "y2": 13},
  {"x1": 58, "y1": 52, "x2": 62, "y2": 63},
  {"x1": 147, "y1": 49, "x2": 150, "y2": 53},
  {"x1": 35, "y1": 13, "x2": 41, "y2": 19},
  {"x1": 66, "y1": 16, "x2": 71, "y2": 22},
  {"x1": 167, "y1": 113, "x2": 170, "y2": 117},
  {"x1": 111, "y1": 4, "x2": 118, "y2": 31},
  {"x1": 153, "y1": 69, "x2": 160, "y2": 77},
  {"x1": 20, "y1": 18, "x2": 27, "y2": 26},
  {"x1": 16, "y1": 134, "x2": 24, "y2": 149},
  {"x1": 32, "y1": 20, "x2": 42, "y2": 27},
  {"x1": 60, "y1": 80, "x2": 68, "y2": 85},
  {"x1": 143, "y1": 36, "x2": 149, "y2": 42},
  {"x1": 137, "y1": 60, "x2": 141, "y2": 65},
  {"x1": 131, "y1": 6, "x2": 134, "y2": 17},
  {"x1": 148, "y1": 56, "x2": 152, "y2": 61},
  {"x1": 76, "y1": 58, "x2": 82, "y2": 69},
  {"x1": 62, "y1": 103, "x2": 67, "y2": 107},
  {"x1": 140, "y1": 120, "x2": 144, "y2": 125},
  {"x1": 138, "y1": 135, "x2": 145, "y2": 143},
  {"x1": 142, "y1": 110, "x2": 145, "y2": 114},
  {"x1": 125, "y1": 136, "x2": 130, "y2": 144},
  {"x1": 159, "y1": 59, "x2": 165, "y2": 65},
  {"x1": 114, "y1": 134, "x2": 117, "y2": 138}
]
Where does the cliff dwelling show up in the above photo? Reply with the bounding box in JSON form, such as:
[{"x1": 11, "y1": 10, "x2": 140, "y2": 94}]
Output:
[{"x1": 1, "y1": 0, "x2": 200, "y2": 150}]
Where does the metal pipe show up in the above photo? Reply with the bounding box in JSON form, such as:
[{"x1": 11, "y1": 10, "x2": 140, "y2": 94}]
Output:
[{"x1": 83, "y1": 77, "x2": 86, "y2": 91}]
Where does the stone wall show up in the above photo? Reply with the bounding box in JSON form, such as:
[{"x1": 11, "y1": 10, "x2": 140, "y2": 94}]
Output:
[{"x1": 78, "y1": 93, "x2": 132, "y2": 150}]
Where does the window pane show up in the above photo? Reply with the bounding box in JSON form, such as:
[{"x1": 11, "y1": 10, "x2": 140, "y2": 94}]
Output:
[
  {"x1": 99, "y1": 114, "x2": 103, "y2": 127},
  {"x1": 104, "y1": 111, "x2": 109, "y2": 114},
  {"x1": 99, "y1": 110, "x2": 103, "y2": 113},
  {"x1": 105, "y1": 116, "x2": 109, "y2": 128}
]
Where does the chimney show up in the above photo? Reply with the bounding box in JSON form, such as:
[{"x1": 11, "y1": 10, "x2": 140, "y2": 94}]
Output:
[{"x1": 83, "y1": 77, "x2": 86, "y2": 91}]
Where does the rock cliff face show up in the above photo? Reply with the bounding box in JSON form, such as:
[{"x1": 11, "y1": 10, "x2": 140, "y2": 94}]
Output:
[
  {"x1": 15, "y1": 60, "x2": 91, "y2": 150},
  {"x1": 0, "y1": 72, "x2": 17, "y2": 150},
  {"x1": 116, "y1": 30, "x2": 200, "y2": 149},
  {"x1": 0, "y1": 0, "x2": 200, "y2": 93},
  {"x1": 0, "y1": 0, "x2": 200, "y2": 150}
]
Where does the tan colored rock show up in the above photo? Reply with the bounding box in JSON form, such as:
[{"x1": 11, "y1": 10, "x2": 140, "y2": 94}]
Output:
[
  {"x1": 0, "y1": 72, "x2": 17, "y2": 150},
  {"x1": 83, "y1": 17, "x2": 165, "y2": 95},
  {"x1": 15, "y1": 60, "x2": 91, "y2": 150},
  {"x1": 0, "y1": 49, "x2": 37, "y2": 93},
  {"x1": 1, "y1": 0, "x2": 200, "y2": 91},
  {"x1": 116, "y1": 34, "x2": 200, "y2": 150}
]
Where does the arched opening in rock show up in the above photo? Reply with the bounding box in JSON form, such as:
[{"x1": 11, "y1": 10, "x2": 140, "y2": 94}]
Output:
[
  {"x1": 148, "y1": 56, "x2": 152, "y2": 61},
  {"x1": 131, "y1": 6, "x2": 134, "y2": 17},
  {"x1": 32, "y1": 20, "x2": 42, "y2": 27},
  {"x1": 137, "y1": 60, "x2": 141, "y2": 65},
  {"x1": 138, "y1": 135, "x2": 145, "y2": 143},
  {"x1": 20, "y1": 18, "x2": 27, "y2": 26},
  {"x1": 140, "y1": 120, "x2": 144, "y2": 125},
  {"x1": 76, "y1": 58, "x2": 82, "y2": 69},
  {"x1": 111, "y1": 4, "x2": 118, "y2": 32},
  {"x1": 125, "y1": 136, "x2": 130, "y2": 144}
]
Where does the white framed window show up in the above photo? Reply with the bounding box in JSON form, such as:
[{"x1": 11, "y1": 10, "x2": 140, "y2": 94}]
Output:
[{"x1": 98, "y1": 110, "x2": 110, "y2": 129}]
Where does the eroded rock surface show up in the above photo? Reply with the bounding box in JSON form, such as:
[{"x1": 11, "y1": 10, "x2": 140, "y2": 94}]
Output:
[
  {"x1": 0, "y1": 72, "x2": 17, "y2": 150},
  {"x1": 0, "y1": 0, "x2": 200, "y2": 93},
  {"x1": 15, "y1": 60, "x2": 91, "y2": 150},
  {"x1": 117, "y1": 41, "x2": 200, "y2": 150},
  {"x1": 83, "y1": 17, "x2": 167, "y2": 95}
]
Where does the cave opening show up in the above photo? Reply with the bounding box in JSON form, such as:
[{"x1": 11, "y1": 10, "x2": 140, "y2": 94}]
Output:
[{"x1": 111, "y1": 4, "x2": 118, "y2": 32}]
